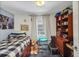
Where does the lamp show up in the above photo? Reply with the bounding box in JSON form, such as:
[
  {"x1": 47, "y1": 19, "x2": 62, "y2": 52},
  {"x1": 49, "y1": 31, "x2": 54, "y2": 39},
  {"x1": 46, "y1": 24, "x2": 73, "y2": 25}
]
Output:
[{"x1": 35, "y1": 0, "x2": 45, "y2": 7}]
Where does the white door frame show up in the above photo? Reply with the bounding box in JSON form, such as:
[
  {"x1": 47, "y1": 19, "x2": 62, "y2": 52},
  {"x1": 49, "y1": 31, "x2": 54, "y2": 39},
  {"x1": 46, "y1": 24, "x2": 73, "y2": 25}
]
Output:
[{"x1": 73, "y1": 1, "x2": 79, "y2": 57}]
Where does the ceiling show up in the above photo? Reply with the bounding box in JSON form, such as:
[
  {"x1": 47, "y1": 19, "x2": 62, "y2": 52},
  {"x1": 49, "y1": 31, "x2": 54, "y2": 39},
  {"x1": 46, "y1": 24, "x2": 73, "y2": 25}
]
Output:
[{"x1": 0, "y1": 1, "x2": 72, "y2": 15}]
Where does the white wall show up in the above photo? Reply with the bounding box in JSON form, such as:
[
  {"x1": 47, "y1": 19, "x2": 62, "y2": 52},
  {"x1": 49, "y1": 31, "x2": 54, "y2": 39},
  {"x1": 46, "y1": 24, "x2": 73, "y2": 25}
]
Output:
[
  {"x1": 0, "y1": 29, "x2": 14, "y2": 41},
  {"x1": 73, "y1": 1, "x2": 79, "y2": 57},
  {"x1": 0, "y1": 8, "x2": 14, "y2": 41},
  {"x1": 78, "y1": 2, "x2": 79, "y2": 45},
  {"x1": 0, "y1": 8, "x2": 14, "y2": 18},
  {"x1": 14, "y1": 14, "x2": 31, "y2": 36}
]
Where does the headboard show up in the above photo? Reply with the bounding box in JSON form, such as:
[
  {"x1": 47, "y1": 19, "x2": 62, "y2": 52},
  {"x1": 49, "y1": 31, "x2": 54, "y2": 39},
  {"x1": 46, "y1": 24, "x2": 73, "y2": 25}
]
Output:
[{"x1": 8, "y1": 32, "x2": 26, "y2": 39}]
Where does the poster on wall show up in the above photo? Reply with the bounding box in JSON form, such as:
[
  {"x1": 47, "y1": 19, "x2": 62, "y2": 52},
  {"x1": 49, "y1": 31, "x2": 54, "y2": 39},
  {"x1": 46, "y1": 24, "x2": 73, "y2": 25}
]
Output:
[
  {"x1": 0, "y1": 14, "x2": 14, "y2": 29},
  {"x1": 21, "y1": 24, "x2": 29, "y2": 31}
]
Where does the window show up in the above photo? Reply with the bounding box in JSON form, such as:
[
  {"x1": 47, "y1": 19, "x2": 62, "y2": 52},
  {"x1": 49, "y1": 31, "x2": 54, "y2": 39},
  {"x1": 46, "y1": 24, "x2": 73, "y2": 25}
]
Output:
[{"x1": 36, "y1": 16, "x2": 46, "y2": 40}]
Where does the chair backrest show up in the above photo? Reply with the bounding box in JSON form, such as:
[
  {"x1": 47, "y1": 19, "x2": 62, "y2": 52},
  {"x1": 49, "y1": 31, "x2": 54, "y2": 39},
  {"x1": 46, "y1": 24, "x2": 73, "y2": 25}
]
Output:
[{"x1": 50, "y1": 36, "x2": 56, "y2": 47}]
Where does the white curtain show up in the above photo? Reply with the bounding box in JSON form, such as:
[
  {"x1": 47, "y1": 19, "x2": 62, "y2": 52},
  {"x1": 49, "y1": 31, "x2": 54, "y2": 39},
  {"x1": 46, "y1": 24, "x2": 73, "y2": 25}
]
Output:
[
  {"x1": 42, "y1": 15, "x2": 51, "y2": 43},
  {"x1": 31, "y1": 15, "x2": 37, "y2": 40},
  {"x1": 31, "y1": 15, "x2": 51, "y2": 41}
]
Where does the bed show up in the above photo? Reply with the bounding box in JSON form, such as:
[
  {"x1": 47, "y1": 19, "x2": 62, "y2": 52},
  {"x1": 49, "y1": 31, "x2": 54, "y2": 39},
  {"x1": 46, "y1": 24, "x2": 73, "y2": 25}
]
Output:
[{"x1": 0, "y1": 33, "x2": 31, "y2": 57}]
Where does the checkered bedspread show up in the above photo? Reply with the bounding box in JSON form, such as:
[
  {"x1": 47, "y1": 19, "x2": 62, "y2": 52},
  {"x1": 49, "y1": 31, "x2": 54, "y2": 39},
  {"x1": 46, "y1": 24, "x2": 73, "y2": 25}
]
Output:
[{"x1": 0, "y1": 36, "x2": 31, "y2": 57}]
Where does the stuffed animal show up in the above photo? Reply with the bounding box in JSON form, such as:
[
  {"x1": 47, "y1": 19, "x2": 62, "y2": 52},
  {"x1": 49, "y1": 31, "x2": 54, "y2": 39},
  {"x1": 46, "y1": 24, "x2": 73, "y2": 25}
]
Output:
[{"x1": 31, "y1": 40, "x2": 38, "y2": 54}]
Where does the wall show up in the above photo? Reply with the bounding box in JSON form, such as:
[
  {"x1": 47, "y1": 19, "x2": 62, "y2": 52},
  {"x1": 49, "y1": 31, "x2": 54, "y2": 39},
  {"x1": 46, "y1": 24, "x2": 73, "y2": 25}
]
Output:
[
  {"x1": 14, "y1": 14, "x2": 31, "y2": 36},
  {"x1": 78, "y1": 2, "x2": 79, "y2": 48},
  {"x1": 73, "y1": 1, "x2": 79, "y2": 57},
  {"x1": 0, "y1": 8, "x2": 14, "y2": 41},
  {"x1": 0, "y1": 30, "x2": 14, "y2": 41},
  {"x1": 0, "y1": 8, "x2": 14, "y2": 18}
]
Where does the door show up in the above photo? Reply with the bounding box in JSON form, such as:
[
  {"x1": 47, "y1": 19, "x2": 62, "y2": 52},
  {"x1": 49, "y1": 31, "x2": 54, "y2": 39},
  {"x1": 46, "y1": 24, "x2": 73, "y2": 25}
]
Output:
[{"x1": 73, "y1": 1, "x2": 79, "y2": 57}]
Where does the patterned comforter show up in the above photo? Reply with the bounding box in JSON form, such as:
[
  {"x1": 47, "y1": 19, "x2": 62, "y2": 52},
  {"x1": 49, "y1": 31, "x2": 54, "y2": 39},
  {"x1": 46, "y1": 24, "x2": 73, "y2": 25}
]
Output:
[{"x1": 0, "y1": 36, "x2": 31, "y2": 57}]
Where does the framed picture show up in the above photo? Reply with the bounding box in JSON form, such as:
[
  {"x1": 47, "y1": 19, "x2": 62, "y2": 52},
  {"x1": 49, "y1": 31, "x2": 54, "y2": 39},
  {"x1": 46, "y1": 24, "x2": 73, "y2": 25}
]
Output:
[
  {"x1": 0, "y1": 14, "x2": 14, "y2": 29},
  {"x1": 21, "y1": 24, "x2": 29, "y2": 31}
]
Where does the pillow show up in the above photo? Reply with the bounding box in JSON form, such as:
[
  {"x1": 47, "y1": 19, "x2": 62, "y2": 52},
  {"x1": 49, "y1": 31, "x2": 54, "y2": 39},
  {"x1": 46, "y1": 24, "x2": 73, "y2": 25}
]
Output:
[{"x1": 8, "y1": 32, "x2": 26, "y2": 39}]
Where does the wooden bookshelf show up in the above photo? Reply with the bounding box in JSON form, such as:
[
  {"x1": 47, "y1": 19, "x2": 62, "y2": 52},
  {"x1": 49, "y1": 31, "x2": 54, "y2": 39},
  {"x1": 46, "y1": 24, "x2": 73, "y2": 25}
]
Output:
[{"x1": 55, "y1": 7, "x2": 73, "y2": 57}]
